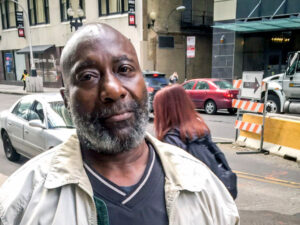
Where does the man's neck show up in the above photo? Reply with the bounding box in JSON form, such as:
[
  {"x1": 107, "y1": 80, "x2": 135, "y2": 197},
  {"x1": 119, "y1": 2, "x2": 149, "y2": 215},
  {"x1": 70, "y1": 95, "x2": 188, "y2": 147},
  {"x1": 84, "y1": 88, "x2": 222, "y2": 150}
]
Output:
[{"x1": 82, "y1": 140, "x2": 149, "y2": 187}]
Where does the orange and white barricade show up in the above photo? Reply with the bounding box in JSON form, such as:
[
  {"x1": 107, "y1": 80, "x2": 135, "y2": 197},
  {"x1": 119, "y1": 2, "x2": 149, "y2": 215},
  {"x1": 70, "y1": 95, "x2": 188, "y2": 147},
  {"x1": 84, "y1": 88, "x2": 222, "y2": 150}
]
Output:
[
  {"x1": 232, "y1": 99, "x2": 264, "y2": 113},
  {"x1": 235, "y1": 120, "x2": 262, "y2": 134},
  {"x1": 233, "y1": 79, "x2": 242, "y2": 89}
]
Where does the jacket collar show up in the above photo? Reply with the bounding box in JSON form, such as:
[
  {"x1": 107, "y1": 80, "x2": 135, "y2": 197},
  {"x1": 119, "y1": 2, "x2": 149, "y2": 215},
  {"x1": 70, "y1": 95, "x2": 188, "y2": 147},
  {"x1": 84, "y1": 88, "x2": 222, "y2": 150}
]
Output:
[
  {"x1": 44, "y1": 132, "x2": 205, "y2": 196},
  {"x1": 44, "y1": 133, "x2": 93, "y2": 197},
  {"x1": 146, "y1": 133, "x2": 207, "y2": 192}
]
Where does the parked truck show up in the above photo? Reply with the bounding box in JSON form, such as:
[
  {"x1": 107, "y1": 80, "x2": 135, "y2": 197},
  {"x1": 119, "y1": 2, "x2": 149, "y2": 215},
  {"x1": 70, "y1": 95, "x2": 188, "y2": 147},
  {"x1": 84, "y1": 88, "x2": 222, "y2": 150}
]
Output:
[{"x1": 262, "y1": 51, "x2": 300, "y2": 114}]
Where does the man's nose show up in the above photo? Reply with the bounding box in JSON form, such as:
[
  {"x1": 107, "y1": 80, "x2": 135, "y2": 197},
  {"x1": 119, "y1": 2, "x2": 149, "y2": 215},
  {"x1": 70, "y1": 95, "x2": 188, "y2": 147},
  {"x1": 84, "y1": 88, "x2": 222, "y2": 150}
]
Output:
[{"x1": 100, "y1": 72, "x2": 127, "y2": 103}]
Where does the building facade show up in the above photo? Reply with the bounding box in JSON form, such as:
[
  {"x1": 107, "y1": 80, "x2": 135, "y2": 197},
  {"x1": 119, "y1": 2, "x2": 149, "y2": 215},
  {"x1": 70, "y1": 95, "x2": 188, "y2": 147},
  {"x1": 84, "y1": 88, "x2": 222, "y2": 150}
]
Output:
[
  {"x1": 212, "y1": 0, "x2": 300, "y2": 80},
  {"x1": 0, "y1": 0, "x2": 213, "y2": 87}
]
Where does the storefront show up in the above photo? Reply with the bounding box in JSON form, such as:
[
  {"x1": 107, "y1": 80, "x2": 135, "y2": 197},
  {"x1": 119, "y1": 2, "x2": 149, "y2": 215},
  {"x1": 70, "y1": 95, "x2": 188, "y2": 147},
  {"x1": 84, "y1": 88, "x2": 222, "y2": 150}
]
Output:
[{"x1": 1, "y1": 45, "x2": 61, "y2": 87}]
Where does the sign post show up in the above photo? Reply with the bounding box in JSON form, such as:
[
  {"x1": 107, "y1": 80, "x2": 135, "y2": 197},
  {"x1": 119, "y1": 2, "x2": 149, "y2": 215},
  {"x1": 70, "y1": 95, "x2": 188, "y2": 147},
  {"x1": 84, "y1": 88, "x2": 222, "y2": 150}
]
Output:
[
  {"x1": 128, "y1": 0, "x2": 136, "y2": 26},
  {"x1": 186, "y1": 36, "x2": 196, "y2": 58},
  {"x1": 16, "y1": 11, "x2": 25, "y2": 38},
  {"x1": 234, "y1": 71, "x2": 269, "y2": 155},
  {"x1": 185, "y1": 36, "x2": 195, "y2": 81}
]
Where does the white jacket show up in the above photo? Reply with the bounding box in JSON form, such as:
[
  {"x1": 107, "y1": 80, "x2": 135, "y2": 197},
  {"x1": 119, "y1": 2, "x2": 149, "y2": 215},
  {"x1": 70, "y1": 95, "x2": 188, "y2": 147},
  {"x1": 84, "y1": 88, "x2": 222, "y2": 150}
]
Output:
[{"x1": 0, "y1": 133, "x2": 240, "y2": 225}]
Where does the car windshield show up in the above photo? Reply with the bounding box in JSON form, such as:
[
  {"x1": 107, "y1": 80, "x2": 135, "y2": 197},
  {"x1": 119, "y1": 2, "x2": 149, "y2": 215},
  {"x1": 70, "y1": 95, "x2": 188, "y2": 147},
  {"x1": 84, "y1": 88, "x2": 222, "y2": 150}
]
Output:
[
  {"x1": 213, "y1": 80, "x2": 233, "y2": 89},
  {"x1": 47, "y1": 101, "x2": 74, "y2": 129},
  {"x1": 145, "y1": 77, "x2": 168, "y2": 87}
]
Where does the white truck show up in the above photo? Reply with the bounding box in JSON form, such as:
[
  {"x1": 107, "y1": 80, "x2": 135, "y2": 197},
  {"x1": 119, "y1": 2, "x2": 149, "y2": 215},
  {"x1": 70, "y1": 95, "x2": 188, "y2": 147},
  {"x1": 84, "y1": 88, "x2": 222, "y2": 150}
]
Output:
[{"x1": 262, "y1": 51, "x2": 300, "y2": 114}]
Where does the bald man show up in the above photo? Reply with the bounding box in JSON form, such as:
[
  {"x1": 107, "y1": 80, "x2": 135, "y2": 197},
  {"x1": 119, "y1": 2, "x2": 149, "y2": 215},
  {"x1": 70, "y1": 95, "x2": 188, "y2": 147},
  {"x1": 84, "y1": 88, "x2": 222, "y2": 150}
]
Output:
[{"x1": 0, "y1": 23, "x2": 239, "y2": 225}]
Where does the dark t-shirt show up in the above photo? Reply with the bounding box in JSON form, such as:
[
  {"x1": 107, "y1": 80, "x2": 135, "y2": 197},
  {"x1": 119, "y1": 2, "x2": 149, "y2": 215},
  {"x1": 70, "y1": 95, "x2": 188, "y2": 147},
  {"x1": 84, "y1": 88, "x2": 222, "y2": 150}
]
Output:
[{"x1": 84, "y1": 143, "x2": 168, "y2": 225}]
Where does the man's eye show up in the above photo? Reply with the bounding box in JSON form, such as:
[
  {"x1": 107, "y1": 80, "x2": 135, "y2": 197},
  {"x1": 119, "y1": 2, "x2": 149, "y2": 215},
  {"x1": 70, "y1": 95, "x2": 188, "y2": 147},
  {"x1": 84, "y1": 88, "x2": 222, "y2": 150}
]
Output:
[
  {"x1": 78, "y1": 73, "x2": 97, "y2": 81},
  {"x1": 119, "y1": 66, "x2": 132, "y2": 73}
]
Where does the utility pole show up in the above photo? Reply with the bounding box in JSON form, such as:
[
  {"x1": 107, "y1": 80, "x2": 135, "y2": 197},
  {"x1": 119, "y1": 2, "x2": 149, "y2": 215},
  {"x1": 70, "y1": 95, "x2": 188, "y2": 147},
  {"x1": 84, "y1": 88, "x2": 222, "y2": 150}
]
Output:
[
  {"x1": 4, "y1": 0, "x2": 42, "y2": 92},
  {"x1": 8, "y1": 0, "x2": 36, "y2": 77}
]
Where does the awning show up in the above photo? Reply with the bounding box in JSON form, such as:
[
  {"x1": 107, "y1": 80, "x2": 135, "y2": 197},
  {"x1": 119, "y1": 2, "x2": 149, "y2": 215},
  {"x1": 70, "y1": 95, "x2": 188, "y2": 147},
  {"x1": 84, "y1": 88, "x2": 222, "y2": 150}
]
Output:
[
  {"x1": 212, "y1": 16, "x2": 300, "y2": 33},
  {"x1": 16, "y1": 45, "x2": 54, "y2": 54}
]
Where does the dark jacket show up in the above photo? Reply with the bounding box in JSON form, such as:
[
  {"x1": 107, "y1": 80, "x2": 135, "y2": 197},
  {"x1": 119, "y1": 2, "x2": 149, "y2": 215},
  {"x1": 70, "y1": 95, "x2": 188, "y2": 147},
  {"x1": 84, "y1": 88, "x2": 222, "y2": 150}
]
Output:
[{"x1": 163, "y1": 129, "x2": 237, "y2": 199}]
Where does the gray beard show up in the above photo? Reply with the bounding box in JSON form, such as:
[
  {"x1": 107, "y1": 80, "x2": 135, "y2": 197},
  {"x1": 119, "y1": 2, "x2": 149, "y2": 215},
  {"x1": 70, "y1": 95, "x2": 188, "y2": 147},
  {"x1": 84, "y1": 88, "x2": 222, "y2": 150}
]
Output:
[{"x1": 69, "y1": 96, "x2": 149, "y2": 154}]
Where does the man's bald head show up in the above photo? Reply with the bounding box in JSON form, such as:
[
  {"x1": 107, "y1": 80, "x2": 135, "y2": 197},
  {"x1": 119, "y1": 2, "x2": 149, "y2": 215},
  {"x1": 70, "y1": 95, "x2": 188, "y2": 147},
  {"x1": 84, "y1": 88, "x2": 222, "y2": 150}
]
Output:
[{"x1": 60, "y1": 23, "x2": 137, "y2": 89}]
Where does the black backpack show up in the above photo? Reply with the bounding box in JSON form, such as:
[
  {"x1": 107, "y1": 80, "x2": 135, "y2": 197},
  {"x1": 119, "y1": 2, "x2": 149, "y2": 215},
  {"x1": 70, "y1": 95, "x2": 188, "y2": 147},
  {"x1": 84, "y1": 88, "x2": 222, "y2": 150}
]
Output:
[{"x1": 187, "y1": 136, "x2": 238, "y2": 199}]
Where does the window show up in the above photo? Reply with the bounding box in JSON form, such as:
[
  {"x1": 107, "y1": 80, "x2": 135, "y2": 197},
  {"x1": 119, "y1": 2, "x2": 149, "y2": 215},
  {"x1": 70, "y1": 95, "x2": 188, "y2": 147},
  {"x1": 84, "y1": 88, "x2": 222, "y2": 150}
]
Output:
[
  {"x1": 48, "y1": 101, "x2": 74, "y2": 128},
  {"x1": 183, "y1": 81, "x2": 195, "y2": 90},
  {"x1": 27, "y1": 0, "x2": 49, "y2": 25},
  {"x1": 99, "y1": 0, "x2": 128, "y2": 16},
  {"x1": 12, "y1": 98, "x2": 34, "y2": 120},
  {"x1": 60, "y1": 0, "x2": 85, "y2": 22},
  {"x1": 195, "y1": 81, "x2": 210, "y2": 90},
  {"x1": 0, "y1": 1, "x2": 17, "y2": 29},
  {"x1": 31, "y1": 101, "x2": 45, "y2": 122},
  {"x1": 213, "y1": 80, "x2": 233, "y2": 90}
]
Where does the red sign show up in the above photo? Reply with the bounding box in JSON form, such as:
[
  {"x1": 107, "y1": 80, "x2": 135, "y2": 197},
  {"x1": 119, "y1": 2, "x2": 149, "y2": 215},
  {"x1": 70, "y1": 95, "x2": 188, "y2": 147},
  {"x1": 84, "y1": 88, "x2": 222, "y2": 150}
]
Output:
[
  {"x1": 186, "y1": 36, "x2": 196, "y2": 58},
  {"x1": 128, "y1": 13, "x2": 135, "y2": 26},
  {"x1": 18, "y1": 27, "x2": 25, "y2": 38}
]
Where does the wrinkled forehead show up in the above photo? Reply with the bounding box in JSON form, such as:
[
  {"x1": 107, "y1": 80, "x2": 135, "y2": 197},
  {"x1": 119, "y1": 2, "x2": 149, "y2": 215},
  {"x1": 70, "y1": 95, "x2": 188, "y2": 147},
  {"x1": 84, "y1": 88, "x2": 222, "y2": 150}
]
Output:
[{"x1": 61, "y1": 24, "x2": 137, "y2": 77}]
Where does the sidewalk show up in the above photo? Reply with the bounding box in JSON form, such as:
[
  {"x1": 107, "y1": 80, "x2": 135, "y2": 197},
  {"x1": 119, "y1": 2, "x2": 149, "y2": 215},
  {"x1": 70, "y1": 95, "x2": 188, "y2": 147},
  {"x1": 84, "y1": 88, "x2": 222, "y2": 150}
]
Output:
[{"x1": 0, "y1": 84, "x2": 60, "y2": 95}]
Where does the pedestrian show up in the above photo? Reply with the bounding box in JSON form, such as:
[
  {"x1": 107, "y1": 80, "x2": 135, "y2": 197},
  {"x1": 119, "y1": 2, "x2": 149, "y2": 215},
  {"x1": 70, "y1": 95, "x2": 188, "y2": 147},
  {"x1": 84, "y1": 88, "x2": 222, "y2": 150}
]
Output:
[
  {"x1": 0, "y1": 23, "x2": 239, "y2": 225},
  {"x1": 20, "y1": 69, "x2": 29, "y2": 90},
  {"x1": 153, "y1": 84, "x2": 238, "y2": 199},
  {"x1": 169, "y1": 71, "x2": 178, "y2": 84}
]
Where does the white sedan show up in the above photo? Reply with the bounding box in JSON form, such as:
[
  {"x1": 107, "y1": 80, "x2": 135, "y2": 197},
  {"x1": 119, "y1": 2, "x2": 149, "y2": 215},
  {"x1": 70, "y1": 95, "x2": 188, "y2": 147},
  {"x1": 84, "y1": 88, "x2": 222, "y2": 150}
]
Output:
[{"x1": 0, "y1": 93, "x2": 75, "y2": 162}]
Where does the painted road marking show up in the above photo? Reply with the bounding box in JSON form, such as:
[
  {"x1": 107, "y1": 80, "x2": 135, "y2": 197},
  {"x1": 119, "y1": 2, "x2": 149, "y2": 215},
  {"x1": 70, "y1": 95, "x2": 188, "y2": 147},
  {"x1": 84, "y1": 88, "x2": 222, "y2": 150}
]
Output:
[{"x1": 234, "y1": 170, "x2": 300, "y2": 189}]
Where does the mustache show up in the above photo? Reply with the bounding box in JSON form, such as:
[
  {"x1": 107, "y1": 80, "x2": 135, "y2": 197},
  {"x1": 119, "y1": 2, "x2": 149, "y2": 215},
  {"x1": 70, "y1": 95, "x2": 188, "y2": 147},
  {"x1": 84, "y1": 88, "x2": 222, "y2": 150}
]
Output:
[{"x1": 90, "y1": 100, "x2": 140, "y2": 121}]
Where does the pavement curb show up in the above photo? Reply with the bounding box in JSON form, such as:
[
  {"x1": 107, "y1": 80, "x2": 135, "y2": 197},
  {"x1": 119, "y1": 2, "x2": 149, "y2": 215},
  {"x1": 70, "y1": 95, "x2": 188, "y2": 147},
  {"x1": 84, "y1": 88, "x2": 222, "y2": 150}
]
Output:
[{"x1": 0, "y1": 91, "x2": 27, "y2": 95}]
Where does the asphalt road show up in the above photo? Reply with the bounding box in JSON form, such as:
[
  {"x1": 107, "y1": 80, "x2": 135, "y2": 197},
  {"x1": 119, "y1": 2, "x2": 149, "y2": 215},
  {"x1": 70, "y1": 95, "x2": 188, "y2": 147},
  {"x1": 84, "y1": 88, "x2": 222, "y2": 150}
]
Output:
[{"x1": 0, "y1": 93, "x2": 299, "y2": 224}]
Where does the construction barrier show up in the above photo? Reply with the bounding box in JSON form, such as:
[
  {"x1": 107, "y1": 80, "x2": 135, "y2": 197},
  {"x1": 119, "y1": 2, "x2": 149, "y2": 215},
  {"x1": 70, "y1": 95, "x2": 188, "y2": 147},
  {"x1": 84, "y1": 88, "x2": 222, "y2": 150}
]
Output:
[
  {"x1": 237, "y1": 113, "x2": 300, "y2": 162},
  {"x1": 233, "y1": 79, "x2": 242, "y2": 89},
  {"x1": 232, "y1": 99, "x2": 264, "y2": 113},
  {"x1": 235, "y1": 120, "x2": 262, "y2": 134}
]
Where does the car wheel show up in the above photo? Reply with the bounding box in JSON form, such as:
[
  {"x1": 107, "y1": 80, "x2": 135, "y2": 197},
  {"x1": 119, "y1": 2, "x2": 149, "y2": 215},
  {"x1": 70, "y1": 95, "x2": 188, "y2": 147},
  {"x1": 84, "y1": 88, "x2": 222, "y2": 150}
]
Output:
[
  {"x1": 228, "y1": 108, "x2": 237, "y2": 115},
  {"x1": 263, "y1": 94, "x2": 280, "y2": 113},
  {"x1": 205, "y1": 100, "x2": 217, "y2": 115},
  {"x1": 2, "y1": 131, "x2": 20, "y2": 162}
]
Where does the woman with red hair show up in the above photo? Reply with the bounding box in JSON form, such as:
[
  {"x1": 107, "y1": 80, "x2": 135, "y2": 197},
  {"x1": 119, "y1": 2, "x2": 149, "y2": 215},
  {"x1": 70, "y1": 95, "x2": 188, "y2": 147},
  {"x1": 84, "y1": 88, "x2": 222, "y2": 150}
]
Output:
[{"x1": 153, "y1": 84, "x2": 237, "y2": 199}]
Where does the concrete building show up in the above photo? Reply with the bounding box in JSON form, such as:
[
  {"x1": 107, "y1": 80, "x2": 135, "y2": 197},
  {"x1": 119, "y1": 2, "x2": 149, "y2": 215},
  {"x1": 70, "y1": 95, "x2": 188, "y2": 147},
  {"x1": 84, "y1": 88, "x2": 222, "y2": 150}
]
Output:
[
  {"x1": 212, "y1": 0, "x2": 300, "y2": 80},
  {"x1": 0, "y1": 0, "x2": 213, "y2": 87}
]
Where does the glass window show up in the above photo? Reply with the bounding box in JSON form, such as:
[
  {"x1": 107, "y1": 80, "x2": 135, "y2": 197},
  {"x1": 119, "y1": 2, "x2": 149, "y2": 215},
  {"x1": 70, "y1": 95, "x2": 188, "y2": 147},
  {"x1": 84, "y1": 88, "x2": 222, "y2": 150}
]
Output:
[
  {"x1": 31, "y1": 101, "x2": 45, "y2": 122},
  {"x1": 12, "y1": 98, "x2": 34, "y2": 120},
  {"x1": 286, "y1": 54, "x2": 298, "y2": 76},
  {"x1": 195, "y1": 81, "x2": 210, "y2": 90},
  {"x1": 60, "y1": 0, "x2": 85, "y2": 22},
  {"x1": 48, "y1": 101, "x2": 74, "y2": 128},
  {"x1": 213, "y1": 80, "x2": 233, "y2": 89},
  {"x1": 28, "y1": 0, "x2": 49, "y2": 25},
  {"x1": 144, "y1": 77, "x2": 168, "y2": 87},
  {"x1": 183, "y1": 81, "x2": 195, "y2": 90},
  {"x1": 0, "y1": 1, "x2": 17, "y2": 29},
  {"x1": 99, "y1": 0, "x2": 128, "y2": 16}
]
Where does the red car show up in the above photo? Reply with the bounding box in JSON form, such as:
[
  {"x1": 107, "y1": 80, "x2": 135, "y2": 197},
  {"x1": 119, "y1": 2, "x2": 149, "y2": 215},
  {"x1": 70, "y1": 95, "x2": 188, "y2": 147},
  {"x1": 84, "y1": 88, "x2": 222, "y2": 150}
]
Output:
[{"x1": 182, "y1": 78, "x2": 238, "y2": 114}]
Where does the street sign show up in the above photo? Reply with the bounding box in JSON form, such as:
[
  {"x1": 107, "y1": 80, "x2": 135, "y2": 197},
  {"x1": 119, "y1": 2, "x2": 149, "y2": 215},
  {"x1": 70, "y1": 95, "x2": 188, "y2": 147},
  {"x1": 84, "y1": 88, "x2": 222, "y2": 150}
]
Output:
[
  {"x1": 16, "y1": 11, "x2": 24, "y2": 27},
  {"x1": 187, "y1": 36, "x2": 196, "y2": 58},
  {"x1": 128, "y1": 13, "x2": 135, "y2": 26},
  {"x1": 18, "y1": 27, "x2": 25, "y2": 37},
  {"x1": 128, "y1": 0, "x2": 135, "y2": 26},
  {"x1": 241, "y1": 71, "x2": 263, "y2": 100}
]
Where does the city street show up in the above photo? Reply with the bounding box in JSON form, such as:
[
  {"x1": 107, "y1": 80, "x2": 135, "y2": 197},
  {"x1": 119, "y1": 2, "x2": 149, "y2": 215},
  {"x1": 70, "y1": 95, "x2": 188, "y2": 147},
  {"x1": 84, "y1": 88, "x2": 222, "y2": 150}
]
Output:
[{"x1": 0, "y1": 93, "x2": 299, "y2": 224}]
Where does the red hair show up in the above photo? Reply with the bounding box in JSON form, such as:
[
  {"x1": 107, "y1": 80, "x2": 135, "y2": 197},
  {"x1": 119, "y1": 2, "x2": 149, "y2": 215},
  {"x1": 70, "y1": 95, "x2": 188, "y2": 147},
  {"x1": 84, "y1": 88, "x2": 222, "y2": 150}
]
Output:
[{"x1": 153, "y1": 84, "x2": 209, "y2": 141}]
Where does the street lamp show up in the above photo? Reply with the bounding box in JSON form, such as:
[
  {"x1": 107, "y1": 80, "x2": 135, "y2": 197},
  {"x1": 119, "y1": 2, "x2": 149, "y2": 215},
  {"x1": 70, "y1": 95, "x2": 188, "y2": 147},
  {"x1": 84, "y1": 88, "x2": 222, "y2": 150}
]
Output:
[
  {"x1": 67, "y1": 7, "x2": 84, "y2": 31},
  {"x1": 166, "y1": 5, "x2": 186, "y2": 31}
]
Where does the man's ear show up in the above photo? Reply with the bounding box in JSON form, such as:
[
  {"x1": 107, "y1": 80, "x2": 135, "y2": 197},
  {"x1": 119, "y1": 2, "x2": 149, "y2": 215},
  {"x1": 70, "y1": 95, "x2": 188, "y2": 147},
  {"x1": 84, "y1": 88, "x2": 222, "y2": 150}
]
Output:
[{"x1": 60, "y1": 88, "x2": 69, "y2": 110}]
